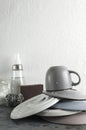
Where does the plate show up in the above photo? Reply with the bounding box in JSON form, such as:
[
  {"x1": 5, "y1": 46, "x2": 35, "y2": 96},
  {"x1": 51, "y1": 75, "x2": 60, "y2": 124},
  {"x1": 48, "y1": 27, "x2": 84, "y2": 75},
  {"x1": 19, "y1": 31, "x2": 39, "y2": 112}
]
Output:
[
  {"x1": 43, "y1": 89, "x2": 86, "y2": 100},
  {"x1": 52, "y1": 99, "x2": 86, "y2": 111},
  {"x1": 10, "y1": 94, "x2": 59, "y2": 119},
  {"x1": 37, "y1": 108, "x2": 80, "y2": 117},
  {"x1": 42, "y1": 112, "x2": 86, "y2": 125}
]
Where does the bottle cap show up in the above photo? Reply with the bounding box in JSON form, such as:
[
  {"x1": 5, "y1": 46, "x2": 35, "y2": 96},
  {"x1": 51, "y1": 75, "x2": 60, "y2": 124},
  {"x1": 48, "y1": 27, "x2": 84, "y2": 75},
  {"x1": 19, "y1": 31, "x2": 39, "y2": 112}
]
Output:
[{"x1": 12, "y1": 53, "x2": 23, "y2": 70}]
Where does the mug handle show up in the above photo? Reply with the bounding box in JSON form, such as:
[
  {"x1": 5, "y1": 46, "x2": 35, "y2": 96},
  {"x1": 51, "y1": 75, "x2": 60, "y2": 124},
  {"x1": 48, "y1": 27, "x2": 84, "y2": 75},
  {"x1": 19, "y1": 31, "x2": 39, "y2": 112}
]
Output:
[{"x1": 69, "y1": 71, "x2": 81, "y2": 86}]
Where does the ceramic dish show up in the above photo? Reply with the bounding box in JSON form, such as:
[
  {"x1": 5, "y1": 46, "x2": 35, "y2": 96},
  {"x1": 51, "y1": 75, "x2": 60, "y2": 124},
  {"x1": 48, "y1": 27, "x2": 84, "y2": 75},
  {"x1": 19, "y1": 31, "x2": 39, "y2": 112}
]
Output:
[
  {"x1": 11, "y1": 94, "x2": 59, "y2": 119},
  {"x1": 42, "y1": 112, "x2": 86, "y2": 125},
  {"x1": 43, "y1": 89, "x2": 86, "y2": 100},
  {"x1": 37, "y1": 108, "x2": 80, "y2": 117},
  {"x1": 52, "y1": 99, "x2": 86, "y2": 111}
]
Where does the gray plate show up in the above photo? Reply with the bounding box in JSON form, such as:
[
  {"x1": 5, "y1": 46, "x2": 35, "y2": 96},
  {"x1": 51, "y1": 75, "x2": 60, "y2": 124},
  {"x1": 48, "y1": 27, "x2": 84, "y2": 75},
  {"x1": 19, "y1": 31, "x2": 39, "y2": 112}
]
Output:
[
  {"x1": 42, "y1": 112, "x2": 86, "y2": 125},
  {"x1": 43, "y1": 89, "x2": 86, "y2": 100},
  {"x1": 52, "y1": 99, "x2": 86, "y2": 111}
]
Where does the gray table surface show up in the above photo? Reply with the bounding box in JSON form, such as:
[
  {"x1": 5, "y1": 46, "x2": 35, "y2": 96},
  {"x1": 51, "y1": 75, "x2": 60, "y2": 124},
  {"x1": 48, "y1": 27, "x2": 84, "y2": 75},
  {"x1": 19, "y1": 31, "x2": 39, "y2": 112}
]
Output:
[{"x1": 1, "y1": 106, "x2": 86, "y2": 130}]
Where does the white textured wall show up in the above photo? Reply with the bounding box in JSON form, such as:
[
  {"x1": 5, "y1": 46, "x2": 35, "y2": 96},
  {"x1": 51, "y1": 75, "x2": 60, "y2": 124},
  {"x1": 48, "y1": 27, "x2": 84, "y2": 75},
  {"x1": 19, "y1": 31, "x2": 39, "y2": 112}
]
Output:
[{"x1": 0, "y1": 0, "x2": 86, "y2": 93}]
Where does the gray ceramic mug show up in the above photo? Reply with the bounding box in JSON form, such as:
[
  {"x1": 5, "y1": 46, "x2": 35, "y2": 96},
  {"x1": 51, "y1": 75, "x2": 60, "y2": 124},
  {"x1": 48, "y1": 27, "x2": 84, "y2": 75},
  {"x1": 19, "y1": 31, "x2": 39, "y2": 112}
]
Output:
[{"x1": 45, "y1": 66, "x2": 81, "y2": 91}]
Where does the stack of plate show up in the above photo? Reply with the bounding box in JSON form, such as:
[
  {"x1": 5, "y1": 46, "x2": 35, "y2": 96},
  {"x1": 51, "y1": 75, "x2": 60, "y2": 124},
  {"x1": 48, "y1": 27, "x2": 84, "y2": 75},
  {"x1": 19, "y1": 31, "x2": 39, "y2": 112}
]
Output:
[
  {"x1": 37, "y1": 89, "x2": 86, "y2": 125},
  {"x1": 38, "y1": 99, "x2": 86, "y2": 125},
  {"x1": 41, "y1": 66, "x2": 86, "y2": 125},
  {"x1": 10, "y1": 92, "x2": 86, "y2": 125}
]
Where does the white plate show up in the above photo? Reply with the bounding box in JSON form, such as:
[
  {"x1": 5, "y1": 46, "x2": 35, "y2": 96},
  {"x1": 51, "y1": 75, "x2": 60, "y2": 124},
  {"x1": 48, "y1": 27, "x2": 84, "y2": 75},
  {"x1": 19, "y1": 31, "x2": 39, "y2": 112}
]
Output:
[
  {"x1": 37, "y1": 109, "x2": 80, "y2": 117},
  {"x1": 43, "y1": 90, "x2": 86, "y2": 100},
  {"x1": 10, "y1": 94, "x2": 59, "y2": 119}
]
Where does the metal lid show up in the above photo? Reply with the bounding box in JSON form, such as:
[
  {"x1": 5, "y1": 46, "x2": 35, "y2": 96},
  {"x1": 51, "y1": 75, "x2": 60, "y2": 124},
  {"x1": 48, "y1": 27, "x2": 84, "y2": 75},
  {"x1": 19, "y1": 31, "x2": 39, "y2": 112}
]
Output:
[{"x1": 12, "y1": 64, "x2": 23, "y2": 70}]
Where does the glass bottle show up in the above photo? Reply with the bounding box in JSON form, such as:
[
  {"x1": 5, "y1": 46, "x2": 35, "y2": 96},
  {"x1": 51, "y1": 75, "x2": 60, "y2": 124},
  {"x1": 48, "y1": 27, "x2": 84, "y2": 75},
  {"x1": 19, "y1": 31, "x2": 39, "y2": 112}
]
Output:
[
  {"x1": 11, "y1": 64, "x2": 24, "y2": 95},
  {"x1": 6, "y1": 54, "x2": 24, "y2": 107}
]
